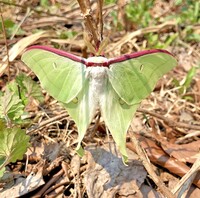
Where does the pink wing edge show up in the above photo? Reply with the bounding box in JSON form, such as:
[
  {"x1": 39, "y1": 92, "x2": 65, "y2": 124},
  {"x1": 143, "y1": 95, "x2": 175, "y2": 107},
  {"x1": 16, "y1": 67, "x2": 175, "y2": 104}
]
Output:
[
  {"x1": 26, "y1": 45, "x2": 87, "y2": 64},
  {"x1": 108, "y1": 49, "x2": 175, "y2": 65},
  {"x1": 26, "y1": 46, "x2": 175, "y2": 67}
]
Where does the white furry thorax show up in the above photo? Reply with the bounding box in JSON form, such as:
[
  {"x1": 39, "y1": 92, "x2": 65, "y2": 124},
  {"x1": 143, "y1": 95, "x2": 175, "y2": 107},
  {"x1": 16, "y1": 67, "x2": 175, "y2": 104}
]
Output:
[
  {"x1": 85, "y1": 56, "x2": 109, "y2": 104},
  {"x1": 85, "y1": 56, "x2": 109, "y2": 81}
]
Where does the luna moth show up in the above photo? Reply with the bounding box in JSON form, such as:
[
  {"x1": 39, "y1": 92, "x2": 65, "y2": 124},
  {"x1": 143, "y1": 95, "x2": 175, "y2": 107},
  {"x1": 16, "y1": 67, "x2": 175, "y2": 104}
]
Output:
[{"x1": 21, "y1": 45, "x2": 177, "y2": 163}]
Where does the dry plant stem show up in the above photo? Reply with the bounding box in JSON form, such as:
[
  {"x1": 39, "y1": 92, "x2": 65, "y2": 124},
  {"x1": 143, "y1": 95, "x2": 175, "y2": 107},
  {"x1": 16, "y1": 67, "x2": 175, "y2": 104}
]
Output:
[
  {"x1": 43, "y1": 177, "x2": 69, "y2": 196},
  {"x1": 34, "y1": 169, "x2": 65, "y2": 197},
  {"x1": 44, "y1": 162, "x2": 70, "y2": 195},
  {"x1": 106, "y1": 21, "x2": 177, "y2": 53},
  {"x1": 28, "y1": 108, "x2": 200, "y2": 139},
  {"x1": 176, "y1": 131, "x2": 200, "y2": 143},
  {"x1": 75, "y1": 158, "x2": 81, "y2": 198},
  {"x1": 97, "y1": 0, "x2": 103, "y2": 41},
  {"x1": 130, "y1": 131, "x2": 175, "y2": 198},
  {"x1": 138, "y1": 108, "x2": 200, "y2": 131},
  {"x1": 0, "y1": 31, "x2": 55, "y2": 76},
  {"x1": 10, "y1": 7, "x2": 31, "y2": 40},
  {"x1": 172, "y1": 157, "x2": 200, "y2": 196},
  {"x1": 177, "y1": 39, "x2": 200, "y2": 58},
  {"x1": 27, "y1": 112, "x2": 68, "y2": 134},
  {"x1": 43, "y1": 157, "x2": 65, "y2": 175},
  {"x1": 77, "y1": 0, "x2": 100, "y2": 46},
  {"x1": 0, "y1": 9, "x2": 10, "y2": 80},
  {"x1": 44, "y1": 164, "x2": 87, "y2": 196},
  {"x1": 88, "y1": 112, "x2": 101, "y2": 139}
]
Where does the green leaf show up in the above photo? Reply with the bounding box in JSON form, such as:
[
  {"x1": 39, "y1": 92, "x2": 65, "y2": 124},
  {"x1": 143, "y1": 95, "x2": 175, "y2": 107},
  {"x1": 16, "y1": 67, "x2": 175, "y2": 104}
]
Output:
[
  {"x1": 0, "y1": 167, "x2": 6, "y2": 178},
  {"x1": 59, "y1": 31, "x2": 77, "y2": 39},
  {"x1": 15, "y1": 73, "x2": 44, "y2": 105},
  {"x1": 179, "y1": 66, "x2": 197, "y2": 94},
  {"x1": 40, "y1": 0, "x2": 50, "y2": 7},
  {"x1": 0, "y1": 121, "x2": 30, "y2": 177},
  {"x1": 0, "y1": 88, "x2": 24, "y2": 122},
  {"x1": 105, "y1": 0, "x2": 116, "y2": 4},
  {"x1": 0, "y1": 73, "x2": 44, "y2": 124},
  {"x1": 0, "y1": 18, "x2": 25, "y2": 37},
  {"x1": 187, "y1": 33, "x2": 200, "y2": 42},
  {"x1": 0, "y1": 19, "x2": 15, "y2": 31},
  {"x1": 182, "y1": 67, "x2": 197, "y2": 89}
]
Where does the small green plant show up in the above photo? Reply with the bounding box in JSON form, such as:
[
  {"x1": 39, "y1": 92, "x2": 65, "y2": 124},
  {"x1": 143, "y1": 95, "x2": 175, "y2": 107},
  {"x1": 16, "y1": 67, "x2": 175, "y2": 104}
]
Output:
[
  {"x1": 109, "y1": 10, "x2": 123, "y2": 30},
  {"x1": 0, "y1": 74, "x2": 43, "y2": 178},
  {"x1": 40, "y1": 0, "x2": 50, "y2": 7},
  {"x1": 104, "y1": 0, "x2": 116, "y2": 4},
  {"x1": 59, "y1": 30, "x2": 78, "y2": 39},
  {"x1": 176, "y1": 1, "x2": 199, "y2": 24},
  {"x1": 182, "y1": 26, "x2": 200, "y2": 42},
  {"x1": 146, "y1": 33, "x2": 178, "y2": 49},
  {"x1": 173, "y1": 66, "x2": 198, "y2": 101},
  {"x1": 0, "y1": 19, "x2": 15, "y2": 32},
  {"x1": 0, "y1": 121, "x2": 30, "y2": 178},
  {"x1": 0, "y1": 18, "x2": 25, "y2": 38},
  {"x1": 172, "y1": 1, "x2": 200, "y2": 42},
  {"x1": 125, "y1": 0, "x2": 154, "y2": 28},
  {"x1": 0, "y1": 73, "x2": 44, "y2": 125}
]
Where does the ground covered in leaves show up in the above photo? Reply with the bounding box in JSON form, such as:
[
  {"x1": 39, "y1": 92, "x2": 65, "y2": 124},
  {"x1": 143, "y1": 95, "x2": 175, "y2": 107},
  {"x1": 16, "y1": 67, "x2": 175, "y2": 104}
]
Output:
[{"x1": 0, "y1": 0, "x2": 200, "y2": 197}]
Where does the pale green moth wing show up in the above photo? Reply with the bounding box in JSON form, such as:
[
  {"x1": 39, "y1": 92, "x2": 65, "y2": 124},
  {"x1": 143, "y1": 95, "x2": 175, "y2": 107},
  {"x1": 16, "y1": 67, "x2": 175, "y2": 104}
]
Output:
[
  {"x1": 63, "y1": 79, "x2": 98, "y2": 155},
  {"x1": 21, "y1": 46, "x2": 97, "y2": 156},
  {"x1": 108, "y1": 51, "x2": 177, "y2": 105},
  {"x1": 100, "y1": 81, "x2": 139, "y2": 163},
  {"x1": 104, "y1": 50, "x2": 177, "y2": 162},
  {"x1": 21, "y1": 48, "x2": 85, "y2": 104}
]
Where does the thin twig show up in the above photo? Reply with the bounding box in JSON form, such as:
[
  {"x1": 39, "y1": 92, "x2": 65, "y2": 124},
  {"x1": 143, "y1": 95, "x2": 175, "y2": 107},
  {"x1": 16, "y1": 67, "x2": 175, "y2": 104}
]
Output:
[
  {"x1": 97, "y1": 0, "x2": 103, "y2": 41},
  {"x1": 176, "y1": 131, "x2": 200, "y2": 143},
  {"x1": 172, "y1": 157, "x2": 200, "y2": 196},
  {"x1": 138, "y1": 108, "x2": 200, "y2": 131},
  {"x1": 77, "y1": 0, "x2": 100, "y2": 47},
  {"x1": 26, "y1": 112, "x2": 68, "y2": 134},
  {"x1": 130, "y1": 129, "x2": 175, "y2": 198},
  {"x1": 0, "y1": 7, "x2": 10, "y2": 80},
  {"x1": 106, "y1": 21, "x2": 177, "y2": 53},
  {"x1": 10, "y1": 7, "x2": 31, "y2": 40},
  {"x1": 35, "y1": 169, "x2": 64, "y2": 197}
]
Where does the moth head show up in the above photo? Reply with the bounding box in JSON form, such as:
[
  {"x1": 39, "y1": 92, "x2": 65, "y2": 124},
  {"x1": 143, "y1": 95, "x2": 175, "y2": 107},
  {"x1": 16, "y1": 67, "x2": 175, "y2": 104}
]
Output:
[{"x1": 86, "y1": 56, "x2": 109, "y2": 67}]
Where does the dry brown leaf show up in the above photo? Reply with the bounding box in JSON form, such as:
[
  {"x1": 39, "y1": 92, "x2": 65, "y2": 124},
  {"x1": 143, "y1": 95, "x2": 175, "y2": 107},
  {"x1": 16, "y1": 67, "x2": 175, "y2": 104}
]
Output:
[
  {"x1": 172, "y1": 157, "x2": 200, "y2": 197},
  {"x1": 0, "y1": 31, "x2": 56, "y2": 76},
  {"x1": 186, "y1": 185, "x2": 200, "y2": 198},
  {"x1": 84, "y1": 142, "x2": 163, "y2": 198},
  {"x1": 140, "y1": 184, "x2": 165, "y2": 198},
  {"x1": 160, "y1": 139, "x2": 200, "y2": 164},
  {"x1": 70, "y1": 154, "x2": 81, "y2": 176},
  {"x1": 0, "y1": 161, "x2": 45, "y2": 197},
  {"x1": 127, "y1": 135, "x2": 200, "y2": 188},
  {"x1": 26, "y1": 141, "x2": 45, "y2": 162}
]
